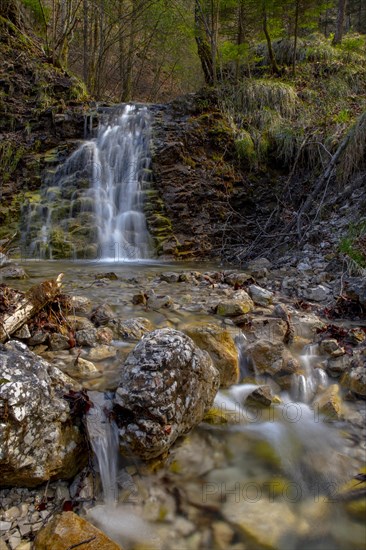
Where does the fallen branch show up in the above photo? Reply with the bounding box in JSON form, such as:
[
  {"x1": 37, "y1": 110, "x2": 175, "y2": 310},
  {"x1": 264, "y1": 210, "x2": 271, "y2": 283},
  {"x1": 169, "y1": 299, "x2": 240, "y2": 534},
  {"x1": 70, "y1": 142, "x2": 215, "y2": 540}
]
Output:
[
  {"x1": 0, "y1": 273, "x2": 64, "y2": 343},
  {"x1": 296, "y1": 132, "x2": 351, "y2": 238}
]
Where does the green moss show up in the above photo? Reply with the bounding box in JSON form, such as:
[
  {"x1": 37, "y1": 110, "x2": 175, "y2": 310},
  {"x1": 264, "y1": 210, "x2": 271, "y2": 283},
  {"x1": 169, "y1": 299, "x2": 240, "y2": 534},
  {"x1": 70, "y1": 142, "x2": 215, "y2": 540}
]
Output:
[
  {"x1": 0, "y1": 141, "x2": 25, "y2": 183},
  {"x1": 235, "y1": 131, "x2": 256, "y2": 168}
]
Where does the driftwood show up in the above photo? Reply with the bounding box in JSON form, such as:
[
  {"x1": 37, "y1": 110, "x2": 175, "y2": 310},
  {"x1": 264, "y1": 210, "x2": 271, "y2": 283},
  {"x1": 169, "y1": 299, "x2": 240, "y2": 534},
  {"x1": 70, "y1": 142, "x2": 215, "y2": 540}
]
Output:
[{"x1": 0, "y1": 273, "x2": 64, "y2": 343}]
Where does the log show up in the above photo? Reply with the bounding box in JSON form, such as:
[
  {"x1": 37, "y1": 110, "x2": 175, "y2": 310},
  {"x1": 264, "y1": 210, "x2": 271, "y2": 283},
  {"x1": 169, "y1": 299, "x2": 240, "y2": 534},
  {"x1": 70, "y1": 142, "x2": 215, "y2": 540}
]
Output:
[{"x1": 0, "y1": 273, "x2": 64, "y2": 343}]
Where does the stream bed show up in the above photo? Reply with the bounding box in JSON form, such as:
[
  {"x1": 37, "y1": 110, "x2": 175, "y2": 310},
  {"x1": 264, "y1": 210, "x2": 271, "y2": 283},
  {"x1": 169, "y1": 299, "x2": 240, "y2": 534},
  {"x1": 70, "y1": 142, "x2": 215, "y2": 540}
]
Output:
[{"x1": 1, "y1": 259, "x2": 366, "y2": 550}]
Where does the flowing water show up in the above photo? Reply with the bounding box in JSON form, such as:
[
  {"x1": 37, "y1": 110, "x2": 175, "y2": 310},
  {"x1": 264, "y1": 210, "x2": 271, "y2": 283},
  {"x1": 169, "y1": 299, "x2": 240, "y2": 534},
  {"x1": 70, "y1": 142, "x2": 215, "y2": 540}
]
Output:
[
  {"x1": 86, "y1": 391, "x2": 119, "y2": 504},
  {"x1": 8, "y1": 260, "x2": 366, "y2": 550},
  {"x1": 21, "y1": 104, "x2": 152, "y2": 261}
]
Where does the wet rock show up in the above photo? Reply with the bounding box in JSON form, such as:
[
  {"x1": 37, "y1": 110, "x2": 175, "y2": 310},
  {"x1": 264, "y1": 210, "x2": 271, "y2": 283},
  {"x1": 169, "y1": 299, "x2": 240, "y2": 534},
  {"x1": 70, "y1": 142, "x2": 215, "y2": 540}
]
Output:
[
  {"x1": 341, "y1": 365, "x2": 366, "y2": 398},
  {"x1": 66, "y1": 315, "x2": 95, "y2": 331},
  {"x1": 291, "y1": 313, "x2": 324, "y2": 340},
  {"x1": 95, "y1": 272, "x2": 118, "y2": 281},
  {"x1": 248, "y1": 285, "x2": 274, "y2": 307},
  {"x1": 147, "y1": 294, "x2": 174, "y2": 310},
  {"x1": 313, "y1": 384, "x2": 343, "y2": 419},
  {"x1": 90, "y1": 304, "x2": 115, "y2": 326},
  {"x1": 75, "y1": 327, "x2": 97, "y2": 347},
  {"x1": 241, "y1": 316, "x2": 287, "y2": 344},
  {"x1": 115, "y1": 328, "x2": 220, "y2": 459},
  {"x1": 132, "y1": 292, "x2": 147, "y2": 305},
  {"x1": 182, "y1": 322, "x2": 239, "y2": 387},
  {"x1": 64, "y1": 357, "x2": 101, "y2": 380},
  {"x1": 216, "y1": 292, "x2": 254, "y2": 317},
  {"x1": 245, "y1": 340, "x2": 297, "y2": 375},
  {"x1": 87, "y1": 345, "x2": 117, "y2": 362},
  {"x1": 326, "y1": 355, "x2": 351, "y2": 377},
  {"x1": 70, "y1": 295, "x2": 92, "y2": 314},
  {"x1": 319, "y1": 339, "x2": 345, "y2": 357},
  {"x1": 49, "y1": 333, "x2": 70, "y2": 351},
  {"x1": 0, "y1": 341, "x2": 86, "y2": 486},
  {"x1": 223, "y1": 499, "x2": 306, "y2": 550},
  {"x1": 0, "y1": 265, "x2": 27, "y2": 279},
  {"x1": 115, "y1": 318, "x2": 153, "y2": 340},
  {"x1": 224, "y1": 272, "x2": 251, "y2": 287},
  {"x1": 96, "y1": 327, "x2": 114, "y2": 345},
  {"x1": 34, "y1": 511, "x2": 121, "y2": 549},
  {"x1": 160, "y1": 272, "x2": 180, "y2": 283},
  {"x1": 246, "y1": 385, "x2": 276, "y2": 407}
]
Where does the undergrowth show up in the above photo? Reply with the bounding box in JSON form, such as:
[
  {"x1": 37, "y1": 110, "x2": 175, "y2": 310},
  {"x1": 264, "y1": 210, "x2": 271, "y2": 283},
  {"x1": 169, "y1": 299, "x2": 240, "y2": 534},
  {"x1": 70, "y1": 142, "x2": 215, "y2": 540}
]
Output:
[{"x1": 339, "y1": 220, "x2": 366, "y2": 269}]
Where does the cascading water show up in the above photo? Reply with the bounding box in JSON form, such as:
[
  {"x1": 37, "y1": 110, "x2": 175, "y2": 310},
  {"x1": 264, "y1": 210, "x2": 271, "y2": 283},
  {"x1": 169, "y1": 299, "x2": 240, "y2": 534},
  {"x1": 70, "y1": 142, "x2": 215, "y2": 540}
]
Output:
[
  {"x1": 20, "y1": 104, "x2": 153, "y2": 261},
  {"x1": 86, "y1": 391, "x2": 119, "y2": 504},
  {"x1": 291, "y1": 343, "x2": 329, "y2": 403}
]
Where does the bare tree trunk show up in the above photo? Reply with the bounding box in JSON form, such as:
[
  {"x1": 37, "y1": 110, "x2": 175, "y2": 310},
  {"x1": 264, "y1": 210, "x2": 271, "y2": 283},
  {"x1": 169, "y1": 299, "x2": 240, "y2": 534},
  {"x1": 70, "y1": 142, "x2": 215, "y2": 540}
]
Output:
[
  {"x1": 292, "y1": 0, "x2": 299, "y2": 75},
  {"x1": 262, "y1": 2, "x2": 280, "y2": 75},
  {"x1": 195, "y1": 0, "x2": 214, "y2": 85},
  {"x1": 235, "y1": 0, "x2": 245, "y2": 81},
  {"x1": 83, "y1": 0, "x2": 89, "y2": 84},
  {"x1": 333, "y1": 0, "x2": 347, "y2": 45}
]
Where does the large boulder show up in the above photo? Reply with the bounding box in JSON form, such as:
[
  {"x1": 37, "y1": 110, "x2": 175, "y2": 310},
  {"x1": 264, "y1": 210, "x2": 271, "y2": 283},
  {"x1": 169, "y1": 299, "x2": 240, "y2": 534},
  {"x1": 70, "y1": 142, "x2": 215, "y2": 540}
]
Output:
[
  {"x1": 182, "y1": 323, "x2": 239, "y2": 387},
  {"x1": 0, "y1": 341, "x2": 86, "y2": 487},
  {"x1": 115, "y1": 329, "x2": 220, "y2": 459}
]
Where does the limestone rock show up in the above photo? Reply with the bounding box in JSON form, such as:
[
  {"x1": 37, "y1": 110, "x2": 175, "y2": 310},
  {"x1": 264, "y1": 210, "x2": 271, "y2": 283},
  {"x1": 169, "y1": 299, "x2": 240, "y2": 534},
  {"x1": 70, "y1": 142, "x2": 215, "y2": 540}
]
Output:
[
  {"x1": 319, "y1": 339, "x2": 345, "y2": 357},
  {"x1": 64, "y1": 357, "x2": 101, "y2": 380},
  {"x1": 302, "y1": 285, "x2": 330, "y2": 302},
  {"x1": 182, "y1": 322, "x2": 239, "y2": 387},
  {"x1": 349, "y1": 365, "x2": 366, "y2": 397},
  {"x1": 48, "y1": 333, "x2": 70, "y2": 351},
  {"x1": 14, "y1": 324, "x2": 31, "y2": 339},
  {"x1": 66, "y1": 315, "x2": 95, "y2": 331},
  {"x1": 70, "y1": 296, "x2": 92, "y2": 314},
  {"x1": 223, "y1": 499, "x2": 305, "y2": 550},
  {"x1": 246, "y1": 340, "x2": 296, "y2": 375},
  {"x1": 76, "y1": 328, "x2": 97, "y2": 347},
  {"x1": 0, "y1": 341, "x2": 86, "y2": 486},
  {"x1": 241, "y1": 316, "x2": 287, "y2": 344},
  {"x1": 115, "y1": 328, "x2": 220, "y2": 459},
  {"x1": 160, "y1": 272, "x2": 180, "y2": 283},
  {"x1": 216, "y1": 292, "x2": 254, "y2": 317},
  {"x1": 313, "y1": 384, "x2": 343, "y2": 419},
  {"x1": 115, "y1": 318, "x2": 153, "y2": 340},
  {"x1": 87, "y1": 345, "x2": 117, "y2": 362},
  {"x1": 246, "y1": 385, "x2": 276, "y2": 407},
  {"x1": 248, "y1": 284, "x2": 274, "y2": 307},
  {"x1": 0, "y1": 265, "x2": 27, "y2": 279},
  {"x1": 326, "y1": 355, "x2": 351, "y2": 377},
  {"x1": 34, "y1": 512, "x2": 121, "y2": 549},
  {"x1": 90, "y1": 304, "x2": 115, "y2": 326}
]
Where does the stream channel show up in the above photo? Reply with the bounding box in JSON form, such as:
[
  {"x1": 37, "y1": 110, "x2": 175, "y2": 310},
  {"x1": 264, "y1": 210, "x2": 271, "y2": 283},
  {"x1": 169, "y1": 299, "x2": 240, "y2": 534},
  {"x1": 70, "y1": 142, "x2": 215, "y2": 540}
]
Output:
[{"x1": 8, "y1": 258, "x2": 366, "y2": 550}]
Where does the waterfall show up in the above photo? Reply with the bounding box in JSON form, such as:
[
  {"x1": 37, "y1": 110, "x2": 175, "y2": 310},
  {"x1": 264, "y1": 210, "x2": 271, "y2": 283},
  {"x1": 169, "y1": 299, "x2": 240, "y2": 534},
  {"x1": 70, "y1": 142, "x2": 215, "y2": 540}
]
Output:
[{"x1": 21, "y1": 104, "x2": 152, "y2": 261}]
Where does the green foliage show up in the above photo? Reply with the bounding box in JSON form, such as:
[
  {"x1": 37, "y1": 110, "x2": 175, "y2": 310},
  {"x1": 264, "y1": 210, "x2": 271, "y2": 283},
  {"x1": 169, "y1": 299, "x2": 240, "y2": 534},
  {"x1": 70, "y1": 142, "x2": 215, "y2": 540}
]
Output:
[
  {"x1": 339, "y1": 221, "x2": 366, "y2": 268},
  {"x1": 21, "y1": 0, "x2": 49, "y2": 26},
  {"x1": 235, "y1": 131, "x2": 256, "y2": 168}
]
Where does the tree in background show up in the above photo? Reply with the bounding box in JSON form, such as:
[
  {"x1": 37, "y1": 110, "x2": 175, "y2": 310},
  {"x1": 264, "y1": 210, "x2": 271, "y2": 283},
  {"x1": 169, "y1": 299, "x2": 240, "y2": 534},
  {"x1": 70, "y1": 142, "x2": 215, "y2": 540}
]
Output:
[
  {"x1": 5, "y1": 0, "x2": 365, "y2": 100},
  {"x1": 333, "y1": 0, "x2": 347, "y2": 44}
]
